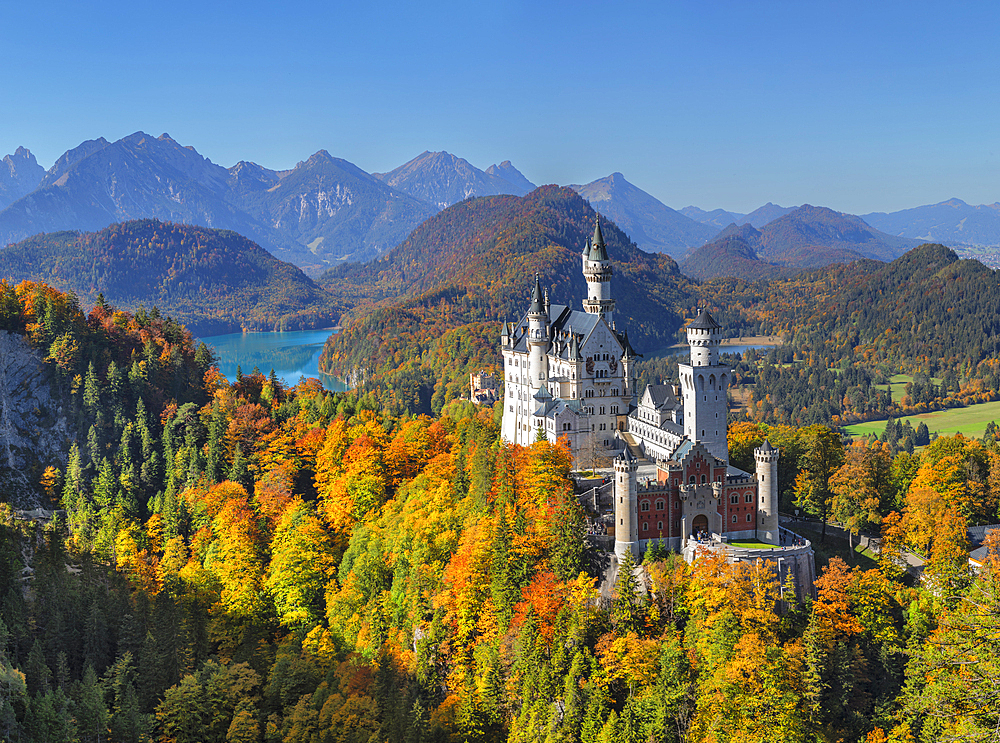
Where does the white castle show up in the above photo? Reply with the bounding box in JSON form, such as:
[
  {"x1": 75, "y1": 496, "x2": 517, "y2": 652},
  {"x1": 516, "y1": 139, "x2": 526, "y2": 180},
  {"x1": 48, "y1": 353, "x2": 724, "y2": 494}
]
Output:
[
  {"x1": 500, "y1": 218, "x2": 816, "y2": 594},
  {"x1": 500, "y1": 219, "x2": 637, "y2": 454}
]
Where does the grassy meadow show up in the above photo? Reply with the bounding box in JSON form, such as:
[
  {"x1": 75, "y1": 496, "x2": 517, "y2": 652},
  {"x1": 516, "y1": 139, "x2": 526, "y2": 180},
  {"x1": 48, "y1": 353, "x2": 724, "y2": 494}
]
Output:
[{"x1": 844, "y1": 398, "x2": 1000, "y2": 440}]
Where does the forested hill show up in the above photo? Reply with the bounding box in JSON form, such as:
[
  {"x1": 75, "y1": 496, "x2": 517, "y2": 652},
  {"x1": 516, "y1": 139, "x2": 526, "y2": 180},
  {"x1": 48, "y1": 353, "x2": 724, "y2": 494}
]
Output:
[
  {"x1": 705, "y1": 243, "x2": 1000, "y2": 369},
  {"x1": 318, "y1": 187, "x2": 696, "y2": 415},
  {"x1": 695, "y1": 243, "x2": 1000, "y2": 425},
  {"x1": 321, "y1": 185, "x2": 695, "y2": 347},
  {"x1": 1, "y1": 220, "x2": 343, "y2": 334}
]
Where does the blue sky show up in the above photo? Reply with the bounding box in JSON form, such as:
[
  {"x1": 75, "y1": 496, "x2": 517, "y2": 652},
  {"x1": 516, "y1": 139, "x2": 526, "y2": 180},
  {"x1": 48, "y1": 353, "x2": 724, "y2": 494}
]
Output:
[{"x1": 2, "y1": 0, "x2": 998, "y2": 214}]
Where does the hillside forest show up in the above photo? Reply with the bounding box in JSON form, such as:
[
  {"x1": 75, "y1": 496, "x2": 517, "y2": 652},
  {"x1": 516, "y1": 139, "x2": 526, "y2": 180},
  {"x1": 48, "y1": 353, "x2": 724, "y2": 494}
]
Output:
[{"x1": 0, "y1": 281, "x2": 998, "y2": 742}]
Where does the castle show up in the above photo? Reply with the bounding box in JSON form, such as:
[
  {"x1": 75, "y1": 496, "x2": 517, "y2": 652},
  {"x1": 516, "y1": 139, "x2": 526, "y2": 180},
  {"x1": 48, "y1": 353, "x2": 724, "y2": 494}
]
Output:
[
  {"x1": 501, "y1": 218, "x2": 816, "y2": 594},
  {"x1": 499, "y1": 219, "x2": 637, "y2": 455}
]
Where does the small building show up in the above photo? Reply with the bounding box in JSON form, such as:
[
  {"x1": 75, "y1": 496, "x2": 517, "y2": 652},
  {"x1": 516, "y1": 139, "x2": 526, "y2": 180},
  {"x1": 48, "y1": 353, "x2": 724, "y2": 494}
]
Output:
[
  {"x1": 968, "y1": 524, "x2": 1000, "y2": 571},
  {"x1": 470, "y1": 371, "x2": 498, "y2": 405}
]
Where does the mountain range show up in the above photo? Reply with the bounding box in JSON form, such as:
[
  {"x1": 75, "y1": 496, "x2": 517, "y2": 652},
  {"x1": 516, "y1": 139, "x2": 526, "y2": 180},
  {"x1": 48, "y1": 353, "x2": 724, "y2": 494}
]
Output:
[
  {"x1": 680, "y1": 205, "x2": 921, "y2": 280},
  {"x1": 0, "y1": 137, "x2": 537, "y2": 274},
  {"x1": 4, "y1": 134, "x2": 1000, "y2": 284},
  {"x1": 862, "y1": 198, "x2": 1000, "y2": 247},
  {"x1": 680, "y1": 202, "x2": 797, "y2": 230}
]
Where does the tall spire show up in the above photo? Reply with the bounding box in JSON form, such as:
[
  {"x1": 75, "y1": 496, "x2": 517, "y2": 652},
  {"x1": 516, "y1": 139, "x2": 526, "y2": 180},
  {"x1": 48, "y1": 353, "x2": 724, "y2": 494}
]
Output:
[
  {"x1": 593, "y1": 216, "x2": 605, "y2": 248},
  {"x1": 528, "y1": 273, "x2": 544, "y2": 314},
  {"x1": 590, "y1": 217, "x2": 608, "y2": 261}
]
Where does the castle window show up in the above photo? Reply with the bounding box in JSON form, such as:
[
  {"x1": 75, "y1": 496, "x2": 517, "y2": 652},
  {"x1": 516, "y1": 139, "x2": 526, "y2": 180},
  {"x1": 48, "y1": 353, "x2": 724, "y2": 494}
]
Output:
[
  {"x1": 655, "y1": 499, "x2": 665, "y2": 511},
  {"x1": 732, "y1": 514, "x2": 738, "y2": 523},
  {"x1": 746, "y1": 513, "x2": 752, "y2": 522},
  {"x1": 730, "y1": 495, "x2": 738, "y2": 504},
  {"x1": 642, "y1": 522, "x2": 648, "y2": 531},
  {"x1": 689, "y1": 476, "x2": 695, "y2": 484},
  {"x1": 745, "y1": 494, "x2": 753, "y2": 503},
  {"x1": 657, "y1": 521, "x2": 663, "y2": 531},
  {"x1": 700, "y1": 475, "x2": 706, "y2": 484},
  {"x1": 641, "y1": 502, "x2": 650, "y2": 512}
]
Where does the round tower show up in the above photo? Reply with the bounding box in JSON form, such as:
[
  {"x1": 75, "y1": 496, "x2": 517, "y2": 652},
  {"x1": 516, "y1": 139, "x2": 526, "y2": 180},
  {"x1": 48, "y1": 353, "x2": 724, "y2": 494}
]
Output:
[
  {"x1": 614, "y1": 447, "x2": 639, "y2": 559},
  {"x1": 686, "y1": 307, "x2": 722, "y2": 366},
  {"x1": 755, "y1": 440, "x2": 780, "y2": 544},
  {"x1": 679, "y1": 309, "x2": 731, "y2": 464},
  {"x1": 526, "y1": 274, "x2": 549, "y2": 397},
  {"x1": 582, "y1": 218, "x2": 615, "y2": 327}
]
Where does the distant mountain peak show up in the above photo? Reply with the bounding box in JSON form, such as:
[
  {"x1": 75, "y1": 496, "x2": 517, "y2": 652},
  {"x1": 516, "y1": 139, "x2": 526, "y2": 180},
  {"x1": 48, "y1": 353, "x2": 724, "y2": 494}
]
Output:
[
  {"x1": 485, "y1": 160, "x2": 536, "y2": 193},
  {"x1": 375, "y1": 150, "x2": 532, "y2": 209},
  {"x1": 569, "y1": 173, "x2": 716, "y2": 258},
  {"x1": 0, "y1": 146, "x2": 46, "y2": 211}
]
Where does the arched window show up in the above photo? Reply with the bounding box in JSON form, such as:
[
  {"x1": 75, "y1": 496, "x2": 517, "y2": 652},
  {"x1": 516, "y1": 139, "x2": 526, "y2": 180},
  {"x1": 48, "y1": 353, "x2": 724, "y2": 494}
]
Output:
[
  {"x1": 642, "y1": 522, "x2": 648, "y2": 531},
  {"x1": 701, "y1": 475, "x2": 707, "y2": 484},
  {"x1": 746, "y1": 513, "x2": 752, "y2": 522},
  {"x1": 655, "y1": 499, "x2": 665, "y2": 511},
  {"x1": 745, "y1": 493, "x2": 753, "y2": 503},
  {"x1": 641, "y1": 501, "x2": 650, "y2": 512},
  {"x1": 689, "y1": 475, "x2": 695, "y2": 484},
  {"x1": 730, "y1": 495, "x2": 738, "y2": 504},
  {"x1": 657, "y1": 521, "x2": 663, "y2": 531},
  {"x1": 732, "y1": 514, "x2": 737, "y2": 523}
]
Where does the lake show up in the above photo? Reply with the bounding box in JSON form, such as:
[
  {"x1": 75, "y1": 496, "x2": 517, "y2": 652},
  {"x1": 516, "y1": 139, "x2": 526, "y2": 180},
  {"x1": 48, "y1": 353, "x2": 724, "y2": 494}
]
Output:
[{"x1": 197, "y1": 328, "x2": 349, "y2": 391}]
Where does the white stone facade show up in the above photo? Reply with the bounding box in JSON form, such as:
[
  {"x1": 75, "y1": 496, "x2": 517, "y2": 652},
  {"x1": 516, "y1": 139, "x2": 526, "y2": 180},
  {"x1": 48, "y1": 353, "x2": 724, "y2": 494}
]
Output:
[{"x1": 500, "y1": 219, "x2": 638, "y2": 464}]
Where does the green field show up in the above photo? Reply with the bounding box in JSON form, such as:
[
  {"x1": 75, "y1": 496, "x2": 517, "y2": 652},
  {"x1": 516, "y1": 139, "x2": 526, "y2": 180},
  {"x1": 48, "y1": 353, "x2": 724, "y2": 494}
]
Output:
[
  {"x1": 882, "y1": 374, "x2": 942, "y2": 403},
  {"x1": 844, "y1": 399, "x2": 1000, "y2": 440}
]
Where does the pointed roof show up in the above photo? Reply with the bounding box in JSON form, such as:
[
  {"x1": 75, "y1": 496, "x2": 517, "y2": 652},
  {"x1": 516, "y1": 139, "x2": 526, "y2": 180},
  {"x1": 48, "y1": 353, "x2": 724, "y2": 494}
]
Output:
[
  {"x1": 758, "y1": 439, "x2": 775, "y2": 452},
  {"x1": 569, "y1": 333, "x2": 581, "y2": 361},
  {"x1": 688, "y1": 308, "x2": 721, "y2": 330},
  {"x1": 589, "y1": 218, "x2": 609, "y2": 261},
  {"x1": 619, "y1": 329, "x2": 641, "y2": 361},
  {"x1": 528, "y1": 273, "x2": 544, "y2": 314},
  {"x1": 533, "y1": 384, "x2": 553, "y2": 401}
]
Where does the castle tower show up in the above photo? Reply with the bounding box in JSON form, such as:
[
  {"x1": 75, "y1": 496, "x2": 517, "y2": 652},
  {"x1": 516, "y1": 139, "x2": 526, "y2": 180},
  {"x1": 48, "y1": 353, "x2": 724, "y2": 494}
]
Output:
[
  {"x1": 620, "y1": 329, "x2": 638, "y2": 397},
  {"x1": 755, "y1": 440, "x2": 780, "y2": 544},
  {"x1": 582, "y1": 218, "x2": 614, "y2": 327},
  {"x1": 526, "y1": 274, "x2": 549, "y2": 396},
  {"x1": 614, "y1": 447, "x2": 639, "y2": 559},
  {"x1": 678, "y1": 310, "x2": 730, "y2": 463}
]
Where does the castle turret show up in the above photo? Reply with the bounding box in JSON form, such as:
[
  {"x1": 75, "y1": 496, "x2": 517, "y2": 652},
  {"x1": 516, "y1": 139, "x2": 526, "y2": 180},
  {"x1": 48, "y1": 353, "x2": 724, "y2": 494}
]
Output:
[
  {"x1": 614, "y1": 447, "x2": 639, "y2": 559},
  {"x1": 678, "y1": 310, "x2": 731, "y2": 463},
  {"x1": 582, "y1": 218, "x2": 615, "y2": 327},
  {"x1": 526, "y1": 274, "x2": 549, "y2": 396},
  {"x1": 755, "y1": 440, "x2": 780, "y2": 544},
  {"x1": 620, "y1": 329, "x2": 639, "y2": 397}
]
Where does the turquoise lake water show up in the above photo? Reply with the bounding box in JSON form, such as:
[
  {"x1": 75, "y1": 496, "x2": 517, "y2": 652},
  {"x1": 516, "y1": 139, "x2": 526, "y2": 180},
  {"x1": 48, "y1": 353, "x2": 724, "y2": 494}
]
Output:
[{"x1": 197, "y1": 328, "x2": 348, "y2": 391}]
